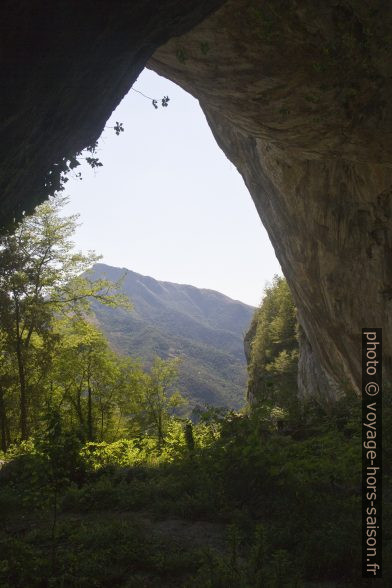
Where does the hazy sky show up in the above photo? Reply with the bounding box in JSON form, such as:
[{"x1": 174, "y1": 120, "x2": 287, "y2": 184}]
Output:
[{"x1": 63, "y1": 69, "x2": 281, "y2": 307}]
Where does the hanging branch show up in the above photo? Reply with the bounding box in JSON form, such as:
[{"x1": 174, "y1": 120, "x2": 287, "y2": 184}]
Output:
[{"x1": 132, "y1": 87, "x2": 170, "y2": 109}]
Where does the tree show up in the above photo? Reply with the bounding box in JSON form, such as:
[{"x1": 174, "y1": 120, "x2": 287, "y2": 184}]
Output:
[
  {"x1": 52, "y1": 317, "x2": 142, "y2": 442},
  {"x1": 246, "y1": 276, "x2": 299, "y2": 416},
  {"x1": 0, "y1": 331, "x2": 17, "y2": 452},
  {"x1": 0, "y1": 194, "x2": 130, "y2": 440},
  {"x1": 141, "y1": 357, "x2": 184, "y2": 448}
]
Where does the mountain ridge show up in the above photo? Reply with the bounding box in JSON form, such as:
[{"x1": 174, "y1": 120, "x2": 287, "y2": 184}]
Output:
[{"x1": 89, "y1": 263, "x2": 255, "y2": 411}]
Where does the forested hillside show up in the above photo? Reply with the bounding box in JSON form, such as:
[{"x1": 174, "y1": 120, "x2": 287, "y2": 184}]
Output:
[{"x1": 89, "y1": 264, "x2": 254, "y2": 411}]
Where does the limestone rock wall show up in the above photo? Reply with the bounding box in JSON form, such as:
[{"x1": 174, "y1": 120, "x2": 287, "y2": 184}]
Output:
[{"x1": 149, "y1": 0, "x2": 392, "y2": 399}]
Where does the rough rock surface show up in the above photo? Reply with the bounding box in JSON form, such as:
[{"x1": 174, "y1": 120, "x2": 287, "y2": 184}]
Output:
[
  {"x1": 0, "y1": 0, "x2": 224, "y2": 229},
  {"x1": 149, "y1": 0, "x2": 392, "y2": 399},
  {"x1": 1, "y1": 1, "x2": 391, "y2": 400}
]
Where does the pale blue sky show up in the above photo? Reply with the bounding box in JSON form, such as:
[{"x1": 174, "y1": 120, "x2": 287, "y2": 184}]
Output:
[{"x1": 63, "y1": 69, "x2": 281, "y2": 307}]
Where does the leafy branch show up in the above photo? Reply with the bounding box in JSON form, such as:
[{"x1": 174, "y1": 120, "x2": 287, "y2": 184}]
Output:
[{"x1": 131, "y1": 87, "x2": 170, "y2": 110}]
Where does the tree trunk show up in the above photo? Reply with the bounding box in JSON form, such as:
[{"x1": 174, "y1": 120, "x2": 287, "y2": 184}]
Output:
[
  {"x1": 16, "y1": 336, "x2": 28, "y2": 440},
  {"x1": 75, "y1": 388, "x2": 85, "y2": 430},
  {"x1": 100, "y1": 400, "x2": 104, "y2": 441},
  {"x1": 157, "y1": 413, "x2": 163, "y2": 449},
  {"x1": 0, "y1": 387, "x2": 8, "y2": 452},
  {"x1": 87, "y1": 381, "x2": 93, "y2": 441},
  {"x1": 15, "y1": 300, "x2": 28, "y2": 440}
]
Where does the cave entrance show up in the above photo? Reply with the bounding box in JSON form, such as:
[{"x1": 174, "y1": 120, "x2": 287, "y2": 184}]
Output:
[
  {"x1": 60, "y1": 67, "x2": 283, "y2": 411},
  {"x1": 63, "y1": 68, "x2": 281, "y2": 308}
]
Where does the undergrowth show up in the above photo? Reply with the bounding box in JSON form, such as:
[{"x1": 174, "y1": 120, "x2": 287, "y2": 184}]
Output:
[{"x1": 0, "y1": 396, "x2": 390, "y2": 587}]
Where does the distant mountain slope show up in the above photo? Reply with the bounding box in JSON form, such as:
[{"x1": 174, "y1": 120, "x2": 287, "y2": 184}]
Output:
[{"x1": 88, "y1": 264, "x2": 255, "y2": 411}]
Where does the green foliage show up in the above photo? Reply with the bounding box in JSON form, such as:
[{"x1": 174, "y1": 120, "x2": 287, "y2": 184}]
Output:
[
  {"x1": 35, "y1": 405, "x2": 84, "y2": 488},
  {"x1": 0, "y1": 173, "x2": 384, "y2": 586},
  {"x1": 176, "y1": 48, "x2": 188, "y2": 64},
  {"x1": 0, "y1": 194, "x2": 131, "y2": 443},
  {"x1": 199, "y1": 41, "x2": 210, "y2": 55},
  {"x1": 142, "y1": 357, "x2": 185, "y2": 447},
  {"x1": 131, "y1": 87, "x2": 170, "y2": 110},
  {"x1": 79, "y1": 432, "x2": 181, "y2": 471},
  {"x1": 0, "y1": 191, "x2": 187, "y2": 461},
  {"x1": 89, "y1": 263, "x2": 252, "y2": 413},
  {"x1": 1, "y1": 392, "x2": 388, "y2": 586},
  {"x1": 246, "y1": 275, "x2": 299, "y2": 417},
  {"x1": 45, "y1": 120, "x2": 125, "y2": 194},
  {"x1": 184, "y1": 422, "x2": 195, "y2": 452},
  {"x1": 51, "y1": 317, "x2": 142, "y2": 442}
]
